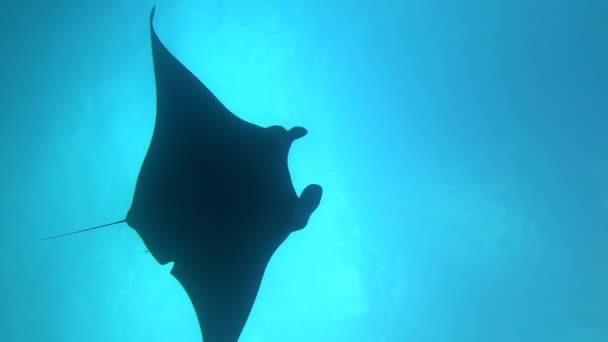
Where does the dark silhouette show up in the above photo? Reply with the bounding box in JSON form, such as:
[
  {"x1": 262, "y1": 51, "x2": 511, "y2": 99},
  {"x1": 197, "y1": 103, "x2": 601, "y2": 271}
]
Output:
[{"x1": 43, "y1": 7, "x2": 322, "y2": 341}]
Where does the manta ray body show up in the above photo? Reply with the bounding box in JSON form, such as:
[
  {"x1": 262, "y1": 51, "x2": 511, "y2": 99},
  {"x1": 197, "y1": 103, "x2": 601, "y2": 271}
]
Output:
[{"x1": 45, "y1": 7, "x2": 322, "y2": 342}]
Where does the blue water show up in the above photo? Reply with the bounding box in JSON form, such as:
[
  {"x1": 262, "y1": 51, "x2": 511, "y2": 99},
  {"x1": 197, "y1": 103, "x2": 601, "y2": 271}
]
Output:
[{"x1": 1, "y1": 0, "x2": 606, "y2": 341}]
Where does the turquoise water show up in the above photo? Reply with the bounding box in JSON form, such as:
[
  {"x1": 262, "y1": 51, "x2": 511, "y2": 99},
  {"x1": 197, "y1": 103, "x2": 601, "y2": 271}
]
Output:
[{"x1": 1, "y1": 0, "x2": 606, "y2": 341}]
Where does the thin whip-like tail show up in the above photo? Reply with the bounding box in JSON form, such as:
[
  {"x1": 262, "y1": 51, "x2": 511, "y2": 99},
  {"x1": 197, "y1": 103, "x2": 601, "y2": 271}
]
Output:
[{"x1": 40, "y1": 219, "x2": 126, "y2": 240}]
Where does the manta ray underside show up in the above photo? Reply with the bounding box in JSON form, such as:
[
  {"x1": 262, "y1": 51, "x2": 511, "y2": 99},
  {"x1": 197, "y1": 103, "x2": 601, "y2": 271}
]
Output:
[
  {"x1": 44, "y1": 7, "x2": 323, "y2": 342},
  {"x1": 128, "y1": 7, "x2": 323, "y2": 341}
]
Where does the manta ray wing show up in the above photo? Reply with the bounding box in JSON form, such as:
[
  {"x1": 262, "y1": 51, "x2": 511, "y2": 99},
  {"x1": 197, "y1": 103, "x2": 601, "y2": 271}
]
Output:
[{"x1": 169, "y1": 231, "x2": 286, "y2": 341}]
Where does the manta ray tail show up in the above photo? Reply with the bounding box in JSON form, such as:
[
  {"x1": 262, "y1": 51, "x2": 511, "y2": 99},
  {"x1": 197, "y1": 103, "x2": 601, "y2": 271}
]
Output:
[{"x1": 40, "y1": 219, "x2": 126, "y2": 241}]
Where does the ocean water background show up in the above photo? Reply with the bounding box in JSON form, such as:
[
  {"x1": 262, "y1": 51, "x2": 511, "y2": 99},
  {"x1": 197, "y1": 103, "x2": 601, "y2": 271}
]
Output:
[{"x1": 0, "y1": 0, "x2": 606, "y2": 341}]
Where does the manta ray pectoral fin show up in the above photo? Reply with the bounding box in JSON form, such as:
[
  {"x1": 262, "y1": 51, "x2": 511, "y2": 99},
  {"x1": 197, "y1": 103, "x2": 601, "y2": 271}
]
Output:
[{"x1": 292, "y1": 184, "x2": 323, "y2": 231}]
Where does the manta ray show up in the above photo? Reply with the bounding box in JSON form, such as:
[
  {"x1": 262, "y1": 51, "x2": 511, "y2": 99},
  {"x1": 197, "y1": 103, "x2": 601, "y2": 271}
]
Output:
[{"x1": 43, "y1": 7, "x2": 323, "y2": 341}]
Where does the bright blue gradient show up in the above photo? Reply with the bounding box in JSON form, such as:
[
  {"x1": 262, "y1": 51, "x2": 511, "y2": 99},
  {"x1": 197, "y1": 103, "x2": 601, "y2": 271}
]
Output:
[{"x1": 1, "y1": 0, "x2": 606, "y2": 341}]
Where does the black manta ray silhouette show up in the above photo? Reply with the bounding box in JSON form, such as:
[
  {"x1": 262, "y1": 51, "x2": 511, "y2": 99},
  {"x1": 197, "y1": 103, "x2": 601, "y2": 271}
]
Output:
[{"x1": 42, "y1": 7, "x2": 323, "y2": 341}]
